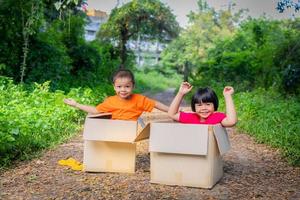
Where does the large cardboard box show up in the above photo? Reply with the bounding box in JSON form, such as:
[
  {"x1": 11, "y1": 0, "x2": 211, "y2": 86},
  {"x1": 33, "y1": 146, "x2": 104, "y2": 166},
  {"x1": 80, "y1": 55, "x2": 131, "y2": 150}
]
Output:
[
  {"x1": 83, "y1": 113, "x2": 150, "y2": 173},
  {"x1": 149, "y1": 122, "x2": 230, "y2": 188}
]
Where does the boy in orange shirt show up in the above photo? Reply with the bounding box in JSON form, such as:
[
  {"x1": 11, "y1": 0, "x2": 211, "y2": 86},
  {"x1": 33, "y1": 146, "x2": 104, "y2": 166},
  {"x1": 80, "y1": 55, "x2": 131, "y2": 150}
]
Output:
[{"x1": 64, "y1": 69, "x2": 169, "y2": 120}]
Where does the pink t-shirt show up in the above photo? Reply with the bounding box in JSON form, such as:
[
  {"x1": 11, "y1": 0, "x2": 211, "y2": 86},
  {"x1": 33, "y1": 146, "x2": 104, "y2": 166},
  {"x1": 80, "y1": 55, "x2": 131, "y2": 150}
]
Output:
[{"x1": 179, "y1": 112, "x2": 226, "y2": 124}]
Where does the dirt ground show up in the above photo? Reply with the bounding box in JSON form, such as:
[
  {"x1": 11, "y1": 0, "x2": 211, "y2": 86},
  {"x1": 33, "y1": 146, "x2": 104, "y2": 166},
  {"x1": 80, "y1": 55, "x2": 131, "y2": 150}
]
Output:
[{"x1": 1, "y1": 90, "x2": 299, "y2": 200}]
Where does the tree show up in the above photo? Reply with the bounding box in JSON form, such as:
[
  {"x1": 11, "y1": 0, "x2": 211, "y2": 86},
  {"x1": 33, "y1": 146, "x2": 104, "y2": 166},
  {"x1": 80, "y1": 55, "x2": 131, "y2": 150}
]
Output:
[
  {"x1": 97, "y1": 0, "x2": 180, "y2": 67},
  {"x1": 161, "y1": 0, "x2": 243, "y2": 79},
  {"x1": 0, "y1": 0, "x2": 122, "y2": 90},
  {"x1": 20, "y1": 0, "x2": 44, "y2": 83},
  {"x1": 0, "y1": 0, "x2": 86, "y2": 83},
  {"x1": 0, "y1": 0, "x2": 44, "y2": 83},
  {"x1": 277, "y1": 0, "x2": 300, "y2": 12},
  {"x1": 194, "y1": 17, "x2": 300, "y2": 94}
]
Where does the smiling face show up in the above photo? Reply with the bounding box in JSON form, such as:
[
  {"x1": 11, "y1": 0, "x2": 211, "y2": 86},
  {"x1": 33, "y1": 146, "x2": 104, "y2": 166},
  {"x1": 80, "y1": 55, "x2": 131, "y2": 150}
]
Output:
[
  {"x1": 195, "y1": 102, "x2": 215, "y2": 121},
  {"x1": 113, "y1": 77, "x2": 134, "y2": 99},
  {"x1": 191, "y1": 87, "x2": 219, "y2": 121}
]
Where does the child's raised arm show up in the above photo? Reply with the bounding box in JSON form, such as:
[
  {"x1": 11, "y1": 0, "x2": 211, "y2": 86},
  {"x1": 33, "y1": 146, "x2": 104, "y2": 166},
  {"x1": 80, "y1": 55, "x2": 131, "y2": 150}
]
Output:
[
  {"x1": 64, "y1": 98, "x2": 100, "y2": 114},
  {"x1": 168, "y1": 82, "x2": 193, "y2": 121},
  {"x1": 220, "y1": 86, "x2": 237, "y2": 127}
]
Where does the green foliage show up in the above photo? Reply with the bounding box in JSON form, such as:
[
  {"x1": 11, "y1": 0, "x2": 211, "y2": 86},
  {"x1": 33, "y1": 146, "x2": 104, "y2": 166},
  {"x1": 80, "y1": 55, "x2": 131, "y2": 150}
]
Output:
[
  {"x1": 0, "y1": 0, "x2": 43, "y2": 81},
  {"x1": 190, "y1": 17, "x2": 300, "y2": 94},
  {"x1": 0, "y1": 4, "x2": 121, "y2": 90},
  {"x1": 98, "y1": 0, "x2": 180, "y2": 65},
  {"x1": 57, "y1": 40, "x2": 121, "y2": 91},
  {"x1": 135, "y1": 69, "x2": 182, "y2": 93},
  {"x1": 161, "y1": 3, "x2": 244, "y2": 76},
  {"x1": 230, "y1": 88, "x2": 300, "y2": 166},
  {"x1": 274, "y1": 19, "x2": 300, "y2": 94},
  {"x1": 0, "y1": 76, "x2": 112, "y2": 167},
  {"x1": 43, "y1": 0, "x2": 85, "y2": 23},
  {"x1": 19, "y1": 0, "x2": 44, "y2": 83},
  {"x1": 0, "y1": 0, "x2": 119, "y2": 91},
  {"x1": 25, "y1": 20, "x2": 72, "y2": 87}
]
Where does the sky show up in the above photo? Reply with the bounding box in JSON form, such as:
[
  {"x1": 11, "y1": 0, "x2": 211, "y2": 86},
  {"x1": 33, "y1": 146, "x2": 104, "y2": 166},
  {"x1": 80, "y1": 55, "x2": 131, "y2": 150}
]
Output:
[{"x1": 87, "y1": 0, "x2": 300, "y2": 27}]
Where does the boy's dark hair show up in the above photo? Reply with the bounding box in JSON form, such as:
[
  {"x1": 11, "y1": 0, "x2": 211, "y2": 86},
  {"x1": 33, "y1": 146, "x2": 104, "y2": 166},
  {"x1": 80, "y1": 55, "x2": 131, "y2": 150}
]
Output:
[
  {"x1": 112, "y1": 69, "x2": 135, "y2": 85},
  {"x1": 191, "y1": 87, "x2": 219, "y2": 112}
]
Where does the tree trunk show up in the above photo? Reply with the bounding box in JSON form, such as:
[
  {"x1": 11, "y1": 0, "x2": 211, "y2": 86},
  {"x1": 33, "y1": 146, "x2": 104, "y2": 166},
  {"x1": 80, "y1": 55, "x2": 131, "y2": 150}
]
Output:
[
  {"x1": 155, "y1": 38, "x2": 159, "y2": 64},
  {"x1": 20, "y1": 35, "x2": 29, "y2": 83},
  {"x1": 137, "y1": 33, "x2": 142, "y2": 67},
  {"x1": 120, "y1": 40, "x2": 126, "y2": 68},
  {"x1": 120, "y1": 27, "x2": 128, "y2": 68},
  {"x1": 183, "y1": 61, "x2": 190, "y2": 82}
]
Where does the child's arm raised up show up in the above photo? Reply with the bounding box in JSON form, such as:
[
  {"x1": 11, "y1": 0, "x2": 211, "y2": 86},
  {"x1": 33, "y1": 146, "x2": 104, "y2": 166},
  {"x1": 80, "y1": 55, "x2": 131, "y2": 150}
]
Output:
[
  {"x1": 221, "y1": 86, "x2": 237, "y2": 127},
  {"x1": 168, "y1": 82, "x2": 193, "y2": 121},
  {"x1": 64, "y1": 98, "x2": 100, "y2": 114}
]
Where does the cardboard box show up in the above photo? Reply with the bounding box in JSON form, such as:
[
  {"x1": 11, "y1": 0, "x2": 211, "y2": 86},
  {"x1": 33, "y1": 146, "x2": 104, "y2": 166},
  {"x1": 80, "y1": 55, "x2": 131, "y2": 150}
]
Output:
[
  {"x1": 83, "y1": 113, "x2": 150, "y2": 173},
  {"x1": 149, "y1": 122, "x2": 230, "y2": 188}
]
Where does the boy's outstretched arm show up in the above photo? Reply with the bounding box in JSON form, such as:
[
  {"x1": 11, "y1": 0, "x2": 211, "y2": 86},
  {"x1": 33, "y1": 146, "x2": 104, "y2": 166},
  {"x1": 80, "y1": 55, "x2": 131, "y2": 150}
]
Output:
[
  {"x1": 168, "y1": 82, "x2": 193, "y2": 121},
  {"x1": 154, "y1": 101, "x2": 169, "y2": 112},
  {"x1": 64, "y1": 98, "x2": 100, "y2": 114},
  {"x1": 221, "y1": 86, "x2": 237, "y2": 127}
]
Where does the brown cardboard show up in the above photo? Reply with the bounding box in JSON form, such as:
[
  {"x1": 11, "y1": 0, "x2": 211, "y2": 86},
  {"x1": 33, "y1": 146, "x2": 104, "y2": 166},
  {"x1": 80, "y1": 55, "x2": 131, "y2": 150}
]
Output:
[
  {"x1": 149, "y1": 122, "x2": 230, "y2": 188},
  {"x1": 134, "y1": 123, "x2": 150, "y2": 142},
  {"x1": 83, "y1": 114, "x2": 150, "y2": 173}
]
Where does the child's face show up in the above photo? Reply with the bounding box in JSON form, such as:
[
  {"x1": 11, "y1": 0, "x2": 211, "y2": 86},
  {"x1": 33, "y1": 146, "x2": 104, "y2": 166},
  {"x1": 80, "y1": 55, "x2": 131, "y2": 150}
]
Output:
[
  {"x1": 195, "y1": 102, "x2": 215, "y2": 121},
  {"x1": 113, "y1": 77, "x2": 134, "y2": 99}
]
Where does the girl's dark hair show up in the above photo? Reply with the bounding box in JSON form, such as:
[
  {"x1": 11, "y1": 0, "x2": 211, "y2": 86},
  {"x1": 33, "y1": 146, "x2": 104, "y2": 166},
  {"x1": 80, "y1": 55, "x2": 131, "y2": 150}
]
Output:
[
  {"x1": 191, "y1": 87, "x2": 219, "y2": 112},
  {"x1": 112, "y1": 69, "x2": 135, "y2": 85}
]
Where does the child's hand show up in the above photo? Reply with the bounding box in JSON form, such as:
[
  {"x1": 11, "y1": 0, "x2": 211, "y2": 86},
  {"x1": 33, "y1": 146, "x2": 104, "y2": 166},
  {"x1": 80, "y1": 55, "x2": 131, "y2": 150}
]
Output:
[
  {"x1": 223, "y1": 86, "x2": 234, "y2": 96},
  {"x1": 179, "y1": 82, "x2": 193, "y2": 95},
  {"x1": 64, "y1": 98, "x2": 77, "y2": 107}
]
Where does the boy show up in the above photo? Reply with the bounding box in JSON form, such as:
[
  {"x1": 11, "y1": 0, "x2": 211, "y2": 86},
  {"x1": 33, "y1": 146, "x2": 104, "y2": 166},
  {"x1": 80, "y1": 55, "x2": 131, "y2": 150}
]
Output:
[{"x1": 64, "y1": 69, "x2": 169, "y2": 120}]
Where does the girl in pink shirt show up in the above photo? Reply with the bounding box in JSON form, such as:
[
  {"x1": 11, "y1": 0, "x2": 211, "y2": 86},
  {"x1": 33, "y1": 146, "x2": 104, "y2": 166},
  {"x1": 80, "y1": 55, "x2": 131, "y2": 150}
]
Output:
[{"x1": 168, "y1": 82, "x2": 237, "y2": 127}]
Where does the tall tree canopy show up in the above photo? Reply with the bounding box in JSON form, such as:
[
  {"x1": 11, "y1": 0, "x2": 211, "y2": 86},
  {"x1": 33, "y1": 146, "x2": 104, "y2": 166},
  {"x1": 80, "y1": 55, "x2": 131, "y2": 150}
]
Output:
[
  {"x1": 0, "y1": 0, "x2": 120, "y2": 89},
  {"x1": 97, "y1": 0, "x2": 180, "y2": 67},
  {"x1": 161, "y1": 0, "x2": 244, "y2": 78}
]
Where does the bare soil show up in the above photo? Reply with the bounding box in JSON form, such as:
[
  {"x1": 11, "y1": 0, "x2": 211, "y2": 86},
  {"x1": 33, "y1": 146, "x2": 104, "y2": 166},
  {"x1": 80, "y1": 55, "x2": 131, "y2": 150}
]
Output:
[{"x1": 1, "y1": 90, "x2": 299, "y2": 200}]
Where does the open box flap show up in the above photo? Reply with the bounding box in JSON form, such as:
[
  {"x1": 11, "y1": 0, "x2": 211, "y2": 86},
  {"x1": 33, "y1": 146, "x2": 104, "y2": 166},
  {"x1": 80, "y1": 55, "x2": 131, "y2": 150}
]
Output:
[
  {"x1": 149, "y1": 123, "x2": 209, "y2": 155},
  {"x1": 213, "y1": 124, "x2": 231, "y2": 155},
  {"x1": 83, "y1": 117, "x2": 137, "y2": 142},
  {"x1": 134, "y1": 123, "x2": 150, "y2": 142}
]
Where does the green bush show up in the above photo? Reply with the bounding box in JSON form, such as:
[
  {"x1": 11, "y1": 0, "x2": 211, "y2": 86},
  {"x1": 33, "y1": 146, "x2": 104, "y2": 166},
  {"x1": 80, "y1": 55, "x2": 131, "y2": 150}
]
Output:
[{"x1": 0, "y1": 76, "x2": 112, "y2": 167}]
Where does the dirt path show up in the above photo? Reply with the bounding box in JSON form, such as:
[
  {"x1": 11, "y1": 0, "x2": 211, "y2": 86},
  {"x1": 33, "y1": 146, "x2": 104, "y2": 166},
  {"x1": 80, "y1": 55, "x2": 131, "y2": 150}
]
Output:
[{"x1": 1, "y1": 90, "x2": 299, "y2": 200}]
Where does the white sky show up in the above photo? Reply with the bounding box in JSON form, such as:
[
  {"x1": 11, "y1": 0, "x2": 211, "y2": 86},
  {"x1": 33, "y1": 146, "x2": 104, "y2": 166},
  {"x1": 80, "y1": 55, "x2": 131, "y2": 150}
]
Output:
[{"x1": 87, "y1": 0, "x2": 300, "y2": 27}]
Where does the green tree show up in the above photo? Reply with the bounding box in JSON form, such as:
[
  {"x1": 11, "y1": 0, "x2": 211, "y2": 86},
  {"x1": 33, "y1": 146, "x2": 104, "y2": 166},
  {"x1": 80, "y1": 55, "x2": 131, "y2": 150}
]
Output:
[
  {"x1": 0, "y1": 0, "x2": 85, "y2": 83},
  {"x1": 0, "y1": 0, "x2": 43, "y2": 82},
  {"x1": 97, "y1": 0, "x2": 180, "y2": 67},
  {"x1": 194, "y1": 17, "x2": 300, "y2": 94},
  {"x1": 161, "y1": 0, "x2": 243, "y2": 79},
  {"x1": 19, "y1": 0, "x2": 44, "y2": 83}
]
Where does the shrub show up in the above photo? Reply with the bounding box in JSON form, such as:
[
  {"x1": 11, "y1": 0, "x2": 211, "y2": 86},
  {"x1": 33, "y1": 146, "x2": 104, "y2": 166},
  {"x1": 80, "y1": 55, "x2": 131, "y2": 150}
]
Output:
[{"x1": 0, "y1": 76, "x2": 112, "y2": 167}]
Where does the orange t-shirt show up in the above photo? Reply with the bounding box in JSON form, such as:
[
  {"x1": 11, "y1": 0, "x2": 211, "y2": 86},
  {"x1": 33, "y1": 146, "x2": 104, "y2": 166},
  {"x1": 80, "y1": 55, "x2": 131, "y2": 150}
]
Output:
[{"x1": 96, "y1": 94, "x2": 155, "y2": 120}]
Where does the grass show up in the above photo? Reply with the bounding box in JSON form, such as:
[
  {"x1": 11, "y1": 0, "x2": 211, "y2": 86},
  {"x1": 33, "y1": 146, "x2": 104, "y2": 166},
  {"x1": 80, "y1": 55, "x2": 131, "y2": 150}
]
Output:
[
  {"x1": 134, "y1": 70, "x2": 182, "y2": 94},
  {"x1": 219, "y1": 88, "x2": 300, "y2": 166}
]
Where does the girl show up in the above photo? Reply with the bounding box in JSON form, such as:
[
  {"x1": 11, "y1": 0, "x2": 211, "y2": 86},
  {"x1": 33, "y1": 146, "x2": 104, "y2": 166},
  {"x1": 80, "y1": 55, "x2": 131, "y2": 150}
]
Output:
[{"x1": 168, "y1": 82, "x2": 237, "y2": 127}]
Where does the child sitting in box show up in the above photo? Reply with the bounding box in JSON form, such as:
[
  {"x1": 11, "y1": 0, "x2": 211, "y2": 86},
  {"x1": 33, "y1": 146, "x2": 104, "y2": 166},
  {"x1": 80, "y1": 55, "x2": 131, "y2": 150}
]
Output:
[
  {"x1": 64, "y1": 69, "x2": 169, "y2": 120},
  {"x1": 168, "y1": 82, "x2": 237, "y2": 127}
]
